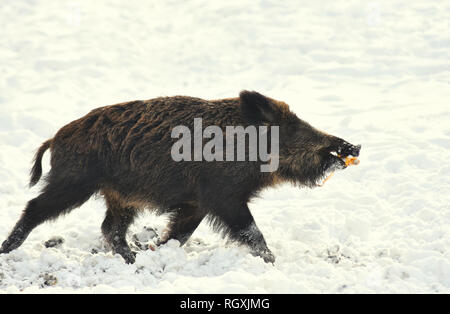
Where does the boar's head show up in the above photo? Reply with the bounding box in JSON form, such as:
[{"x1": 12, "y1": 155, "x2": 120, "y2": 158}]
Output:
[{"x1": 239, "y1": 90, "x2": 361, "y2": 187}]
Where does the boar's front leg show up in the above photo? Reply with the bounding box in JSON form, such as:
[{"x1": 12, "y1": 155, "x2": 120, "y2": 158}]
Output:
[{"x1": 212, "y1": 202, "x2": 275, "y2": 264}]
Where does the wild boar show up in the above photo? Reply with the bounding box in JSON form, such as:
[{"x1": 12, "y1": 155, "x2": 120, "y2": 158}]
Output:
[{"x1": 0, "y1": 91, "x2": 360, "y2": 264}]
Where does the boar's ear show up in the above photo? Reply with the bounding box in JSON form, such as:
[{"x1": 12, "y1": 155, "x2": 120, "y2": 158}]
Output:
[{"x1": 239, "y1": 90, "x2": 279, "y2": 123}]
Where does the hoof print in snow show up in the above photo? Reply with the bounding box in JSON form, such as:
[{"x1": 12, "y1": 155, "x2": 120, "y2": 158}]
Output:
[
  {"x1": 324, "y1": 245, "x2": 351, "y2": 265},
  {"x1": 337, "y1": 284, "x2": 348, "y2": 292},
  {"x1": 40, "y1": 273, "x2": 57, "y2": 287},
  {"x1": 187, "y1": 238, "x2": 206, "y2": 247},
  {"x1": 91, "y1": 238, "x2": 110, "y2": 255},
  {"x1": 44, "y1": 236, "x2": 64, "y2": 248}
]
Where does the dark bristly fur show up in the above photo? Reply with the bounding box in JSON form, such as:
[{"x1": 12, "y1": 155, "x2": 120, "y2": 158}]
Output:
[{"x1": 0, "y1": 91, "x2": 360, "y2": 264}]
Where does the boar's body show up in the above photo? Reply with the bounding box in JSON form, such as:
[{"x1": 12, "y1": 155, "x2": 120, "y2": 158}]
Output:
[
  {"x1": 52, "y1": 96, "x2": 269, "y2": 210},
  {"x1": 0, "y1": 91, "x2": 360, "y2": 264}
]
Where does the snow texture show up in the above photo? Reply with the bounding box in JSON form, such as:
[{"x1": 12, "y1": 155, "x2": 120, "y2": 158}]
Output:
[{"x1": 0, "y1": 0, "x2": 449, "y2": 293}]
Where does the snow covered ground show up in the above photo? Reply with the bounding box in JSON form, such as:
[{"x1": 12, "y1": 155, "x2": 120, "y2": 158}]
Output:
[{"x1": 1, "y1": 0, "x2": 449, "y2": 293}]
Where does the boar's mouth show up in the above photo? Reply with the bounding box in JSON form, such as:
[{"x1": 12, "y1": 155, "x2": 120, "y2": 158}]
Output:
[
  {"x1": 323, "y1": 143, "x2": 361, "y2": 172},
  {"x1": 336, "y1": 142, "x2": 361, "y2": 158},
  {"x1": 324, "y1": 151, "x2": 347, "y2": 172},
  {"x1": 330, "y1": 150, "x2": 346, "y2": 161},
  {"x1": 331, "y1": 142, "x2": 361, "y2": 160}
]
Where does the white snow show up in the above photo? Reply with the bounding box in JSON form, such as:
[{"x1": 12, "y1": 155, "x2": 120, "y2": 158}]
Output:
[{"x1": 1, "y1": 0, "x2": 449, "y2": 293}]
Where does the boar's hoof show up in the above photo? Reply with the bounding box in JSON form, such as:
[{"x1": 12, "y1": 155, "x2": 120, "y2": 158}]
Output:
[
  {"x1": 116, "y1": 249, "x2": 137, "y2": 264},
  {"x1": 252, "y1": 249, "x2": 276, "y2": 264},
  {"x1": 0, "y1": 229, "x2": 29, "y2": 255}
]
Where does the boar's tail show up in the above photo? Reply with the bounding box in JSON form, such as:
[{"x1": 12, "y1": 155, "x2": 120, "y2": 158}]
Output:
[{"x1": 29, "y1": 139, "x2": 52, "y2": 187}]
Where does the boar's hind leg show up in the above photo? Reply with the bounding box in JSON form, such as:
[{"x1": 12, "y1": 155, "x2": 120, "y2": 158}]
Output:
[
  {"x1": 0, "y1": 176, "x2": 97, "y2": 255},
  {"x1": 212, "y1": 203, "x2": 275, "y2": 264},
  {"x1": 157, "y1": 203, "x2": 206, "y2": 247},
  {"x1": 101, "y1": 191, "x2": 138, "y2": 264}
]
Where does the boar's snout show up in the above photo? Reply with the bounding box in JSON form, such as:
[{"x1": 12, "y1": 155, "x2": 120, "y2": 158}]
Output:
[
  {"x1": 329, "y1": 139, "x2": 361, "y2": 157},
  {"x1": 319, "y1": 139, "x2": 361, "y2": 175},
  {"x1": 338, "y1": 143, "x2": 361, "y2": 157}
]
